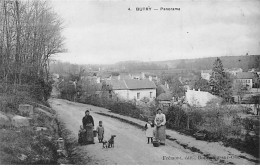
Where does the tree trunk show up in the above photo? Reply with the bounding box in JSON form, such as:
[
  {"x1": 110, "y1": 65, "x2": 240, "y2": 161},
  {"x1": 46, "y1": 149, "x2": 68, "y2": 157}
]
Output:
[{"x1": 187, "y1": 115, "x2": 190, "y2": 130}]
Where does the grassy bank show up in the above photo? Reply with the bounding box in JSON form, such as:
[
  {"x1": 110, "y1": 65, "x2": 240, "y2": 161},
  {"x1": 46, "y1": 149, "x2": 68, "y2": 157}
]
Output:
[{"x1": 0, "y1": 87, "x2": 68, "y2": 164}]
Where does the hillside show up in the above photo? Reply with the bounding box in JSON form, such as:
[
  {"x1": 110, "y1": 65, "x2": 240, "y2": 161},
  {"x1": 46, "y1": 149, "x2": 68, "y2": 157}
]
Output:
[
  {"x1": 50, "y1": 55, "x2": 260, "y2": 75},
  {"x1": 153, "y1": 55, "x2": 260, "y2": 71}
]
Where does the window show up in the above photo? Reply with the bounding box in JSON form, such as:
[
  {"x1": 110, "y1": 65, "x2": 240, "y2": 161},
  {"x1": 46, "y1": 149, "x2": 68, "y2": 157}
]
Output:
[
  {"x1": 150, "y1": 92, "x2": 152, "y2": 98},
  {"x1": 137, "y1": 92, "x2": 140, "y2": 99}
]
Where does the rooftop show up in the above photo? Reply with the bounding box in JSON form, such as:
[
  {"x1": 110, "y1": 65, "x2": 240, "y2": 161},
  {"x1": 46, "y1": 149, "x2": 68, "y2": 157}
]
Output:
[
  {"x1": 236, "y1": 72, "x2": 258, "y2": 79},
  {"x1": 106, "y1": 79, "x2": 156, "y2": 90},
  {"x1": 124, "y1": 79, "x2": 156, "y2": 89},
  {"x1": 106, "y1": 80, "x2": 127, "y2": 90}
]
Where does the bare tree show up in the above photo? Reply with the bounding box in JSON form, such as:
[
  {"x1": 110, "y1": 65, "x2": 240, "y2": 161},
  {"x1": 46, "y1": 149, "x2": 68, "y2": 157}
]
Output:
[{"x1": 0, "y1": 0, "x2": 65, "y2": 99}]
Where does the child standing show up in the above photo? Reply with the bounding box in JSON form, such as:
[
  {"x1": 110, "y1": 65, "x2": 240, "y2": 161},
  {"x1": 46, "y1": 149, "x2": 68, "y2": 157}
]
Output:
[
  {"x1": 78, "y1": 125, "x2": 86, "y2": 145},
  {"x1": 96, "y1": 121, "x2": 104, "y2": 143},
  {"x1": 144, "y1": 119, "x2": 154, "y2": 144}
]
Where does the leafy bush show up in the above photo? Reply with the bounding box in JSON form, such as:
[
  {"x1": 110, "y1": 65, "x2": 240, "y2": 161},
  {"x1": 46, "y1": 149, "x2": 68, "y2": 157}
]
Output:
[
  {"x1": 166, "y1": 106, "x2": 188, "y2": 129},
  {"x1": 110, "y1": 101, "x2": 143, "y2": 119}
]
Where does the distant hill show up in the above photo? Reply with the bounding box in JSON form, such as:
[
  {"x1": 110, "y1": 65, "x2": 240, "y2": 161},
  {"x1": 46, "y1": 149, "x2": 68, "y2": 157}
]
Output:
[
  {"x1": 50, "y1": 55, "x2": 260, "y2": 75},
  {"x1": 156, "y1": 55, "x2": 260, "y2": 71},
  {"x1": 114, "y1": 55, "x2": 260, "y2": 72}
]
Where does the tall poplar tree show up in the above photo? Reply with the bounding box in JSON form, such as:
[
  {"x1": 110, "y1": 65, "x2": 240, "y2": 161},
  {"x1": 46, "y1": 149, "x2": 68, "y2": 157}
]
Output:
[{"x1": 209, "y1": 57, "x2": 233, "y2": 101}]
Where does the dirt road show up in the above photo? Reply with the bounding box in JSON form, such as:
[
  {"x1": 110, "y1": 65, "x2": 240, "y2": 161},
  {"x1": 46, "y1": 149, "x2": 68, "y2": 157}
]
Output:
[{"x1": 50, "y1": 98, "x2": 215, "y2": 165}]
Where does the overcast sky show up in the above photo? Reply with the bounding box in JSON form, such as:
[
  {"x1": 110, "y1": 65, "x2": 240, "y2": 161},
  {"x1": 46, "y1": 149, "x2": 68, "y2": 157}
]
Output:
[{"x1": 50, "y1": 0, "x2": 260, "y2": 64}]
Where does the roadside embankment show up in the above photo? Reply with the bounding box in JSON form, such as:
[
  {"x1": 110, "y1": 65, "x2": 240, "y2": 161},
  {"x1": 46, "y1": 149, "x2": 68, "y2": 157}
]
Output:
[{"x1": 0, "y1": 94, "x2": 72, "y2": 165}]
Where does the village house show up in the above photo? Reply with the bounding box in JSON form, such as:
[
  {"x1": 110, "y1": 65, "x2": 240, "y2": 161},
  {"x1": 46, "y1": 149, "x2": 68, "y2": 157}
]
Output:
[
  {"x1": 225, "y1": 68, "x2": 243, "y2": 76},
  {"x1": 235, "y1": 72, "x2": 259, "y2": 89},
  {"x1": 201, "y1": 70, "x2": 212, "y2": 81},
  {"x1": 106, "y1": 79, "x2": 157, "y2": 101}
]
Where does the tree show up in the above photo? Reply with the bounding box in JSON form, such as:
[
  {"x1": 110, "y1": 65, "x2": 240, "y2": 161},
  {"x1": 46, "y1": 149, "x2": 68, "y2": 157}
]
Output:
[
  {"x1": 0, "y1": 0, "x2": 65, "y2": 96},
  {"x1": 160, "y1": 74, "x2": 185, "y2": 98},
  {"x1": 193, "y1": 77, "x2": 211, "y2": 92},
  {"x1": 209, "y1": 58, "x2": 233, "y2": 101}
]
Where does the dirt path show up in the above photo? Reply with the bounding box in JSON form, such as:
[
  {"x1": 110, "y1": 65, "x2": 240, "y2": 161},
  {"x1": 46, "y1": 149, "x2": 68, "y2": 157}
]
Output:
[{"x1": 49, "y1": 98, "x2": 215, "y2": 165}]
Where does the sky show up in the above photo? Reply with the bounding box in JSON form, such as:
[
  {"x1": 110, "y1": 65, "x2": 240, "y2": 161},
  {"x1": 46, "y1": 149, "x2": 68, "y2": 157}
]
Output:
[{"x1": 50, "y1": 0, "x2": 260, "y2": 65}]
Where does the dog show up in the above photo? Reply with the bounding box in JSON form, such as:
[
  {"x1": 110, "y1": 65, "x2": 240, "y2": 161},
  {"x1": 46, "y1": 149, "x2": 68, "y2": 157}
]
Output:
[
  {"x1": 102, "y1": 140, "x2": 108, "y2": 148},
  {"x1": 108, "y1": 135, "x2": 116, "y2": 148}
]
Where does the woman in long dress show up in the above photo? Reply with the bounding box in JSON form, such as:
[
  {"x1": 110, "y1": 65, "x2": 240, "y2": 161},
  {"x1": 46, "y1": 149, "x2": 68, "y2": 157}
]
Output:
[
  {"x1": 82, "y1": 110, "x2": 95, "y2": 144},
  {"x1": 154, "y1": 108, "x2": 166, "y2": 145}
]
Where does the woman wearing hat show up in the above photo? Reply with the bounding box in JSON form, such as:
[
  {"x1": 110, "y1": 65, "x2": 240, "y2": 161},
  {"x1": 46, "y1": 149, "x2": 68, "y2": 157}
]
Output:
[
  {"x1": 154, "y1": 108, "x2": 166, "y2": 145},
  {"x1": 82, "y1": 110, "x2": 95, "y2": 144}
]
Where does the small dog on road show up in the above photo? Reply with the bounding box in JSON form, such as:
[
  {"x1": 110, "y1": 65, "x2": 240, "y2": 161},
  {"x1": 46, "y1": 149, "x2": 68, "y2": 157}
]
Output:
[
  {"x1": 102, "y1": 135, "x2": 116, "y2": 148},
  {"x1": 102, "y1": 140, "x2": 108, "y2": 148},
  {"x1": 108, "y1": 135, "x2": 116, "y2": 148}
]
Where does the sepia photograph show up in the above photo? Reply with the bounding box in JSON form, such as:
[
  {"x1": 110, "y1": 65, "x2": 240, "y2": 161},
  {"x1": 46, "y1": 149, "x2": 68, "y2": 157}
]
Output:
[{"x1": 0, "y1": 0, "x2": 259, "y2": 165}]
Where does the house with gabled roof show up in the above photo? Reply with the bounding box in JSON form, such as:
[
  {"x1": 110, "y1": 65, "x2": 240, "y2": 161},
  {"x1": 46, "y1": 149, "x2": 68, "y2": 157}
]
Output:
[
  {"x1": 106, "y1": 79, "x2": 156, "y2": 101},
  {"x1": 235, "y1": 72, "x2": 259, "y2": 89}
]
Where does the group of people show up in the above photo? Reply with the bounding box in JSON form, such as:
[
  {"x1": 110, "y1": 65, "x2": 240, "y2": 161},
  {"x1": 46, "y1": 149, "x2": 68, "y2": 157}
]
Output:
[
  {"x1": 79, "y1": 108, "x2": 166, "y2": 146},
  {"x1": 79, "y1": 110, "x2": 105, "y2": 145},
  {"x1": 144, "y1": 108, "x2": 166, "y2": 145}
]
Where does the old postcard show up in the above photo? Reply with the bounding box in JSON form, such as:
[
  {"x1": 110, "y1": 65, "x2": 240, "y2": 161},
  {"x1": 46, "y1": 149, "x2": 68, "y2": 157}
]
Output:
[{"x1": 0, "y1": 0, "x2": 259, "y2": 165}]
